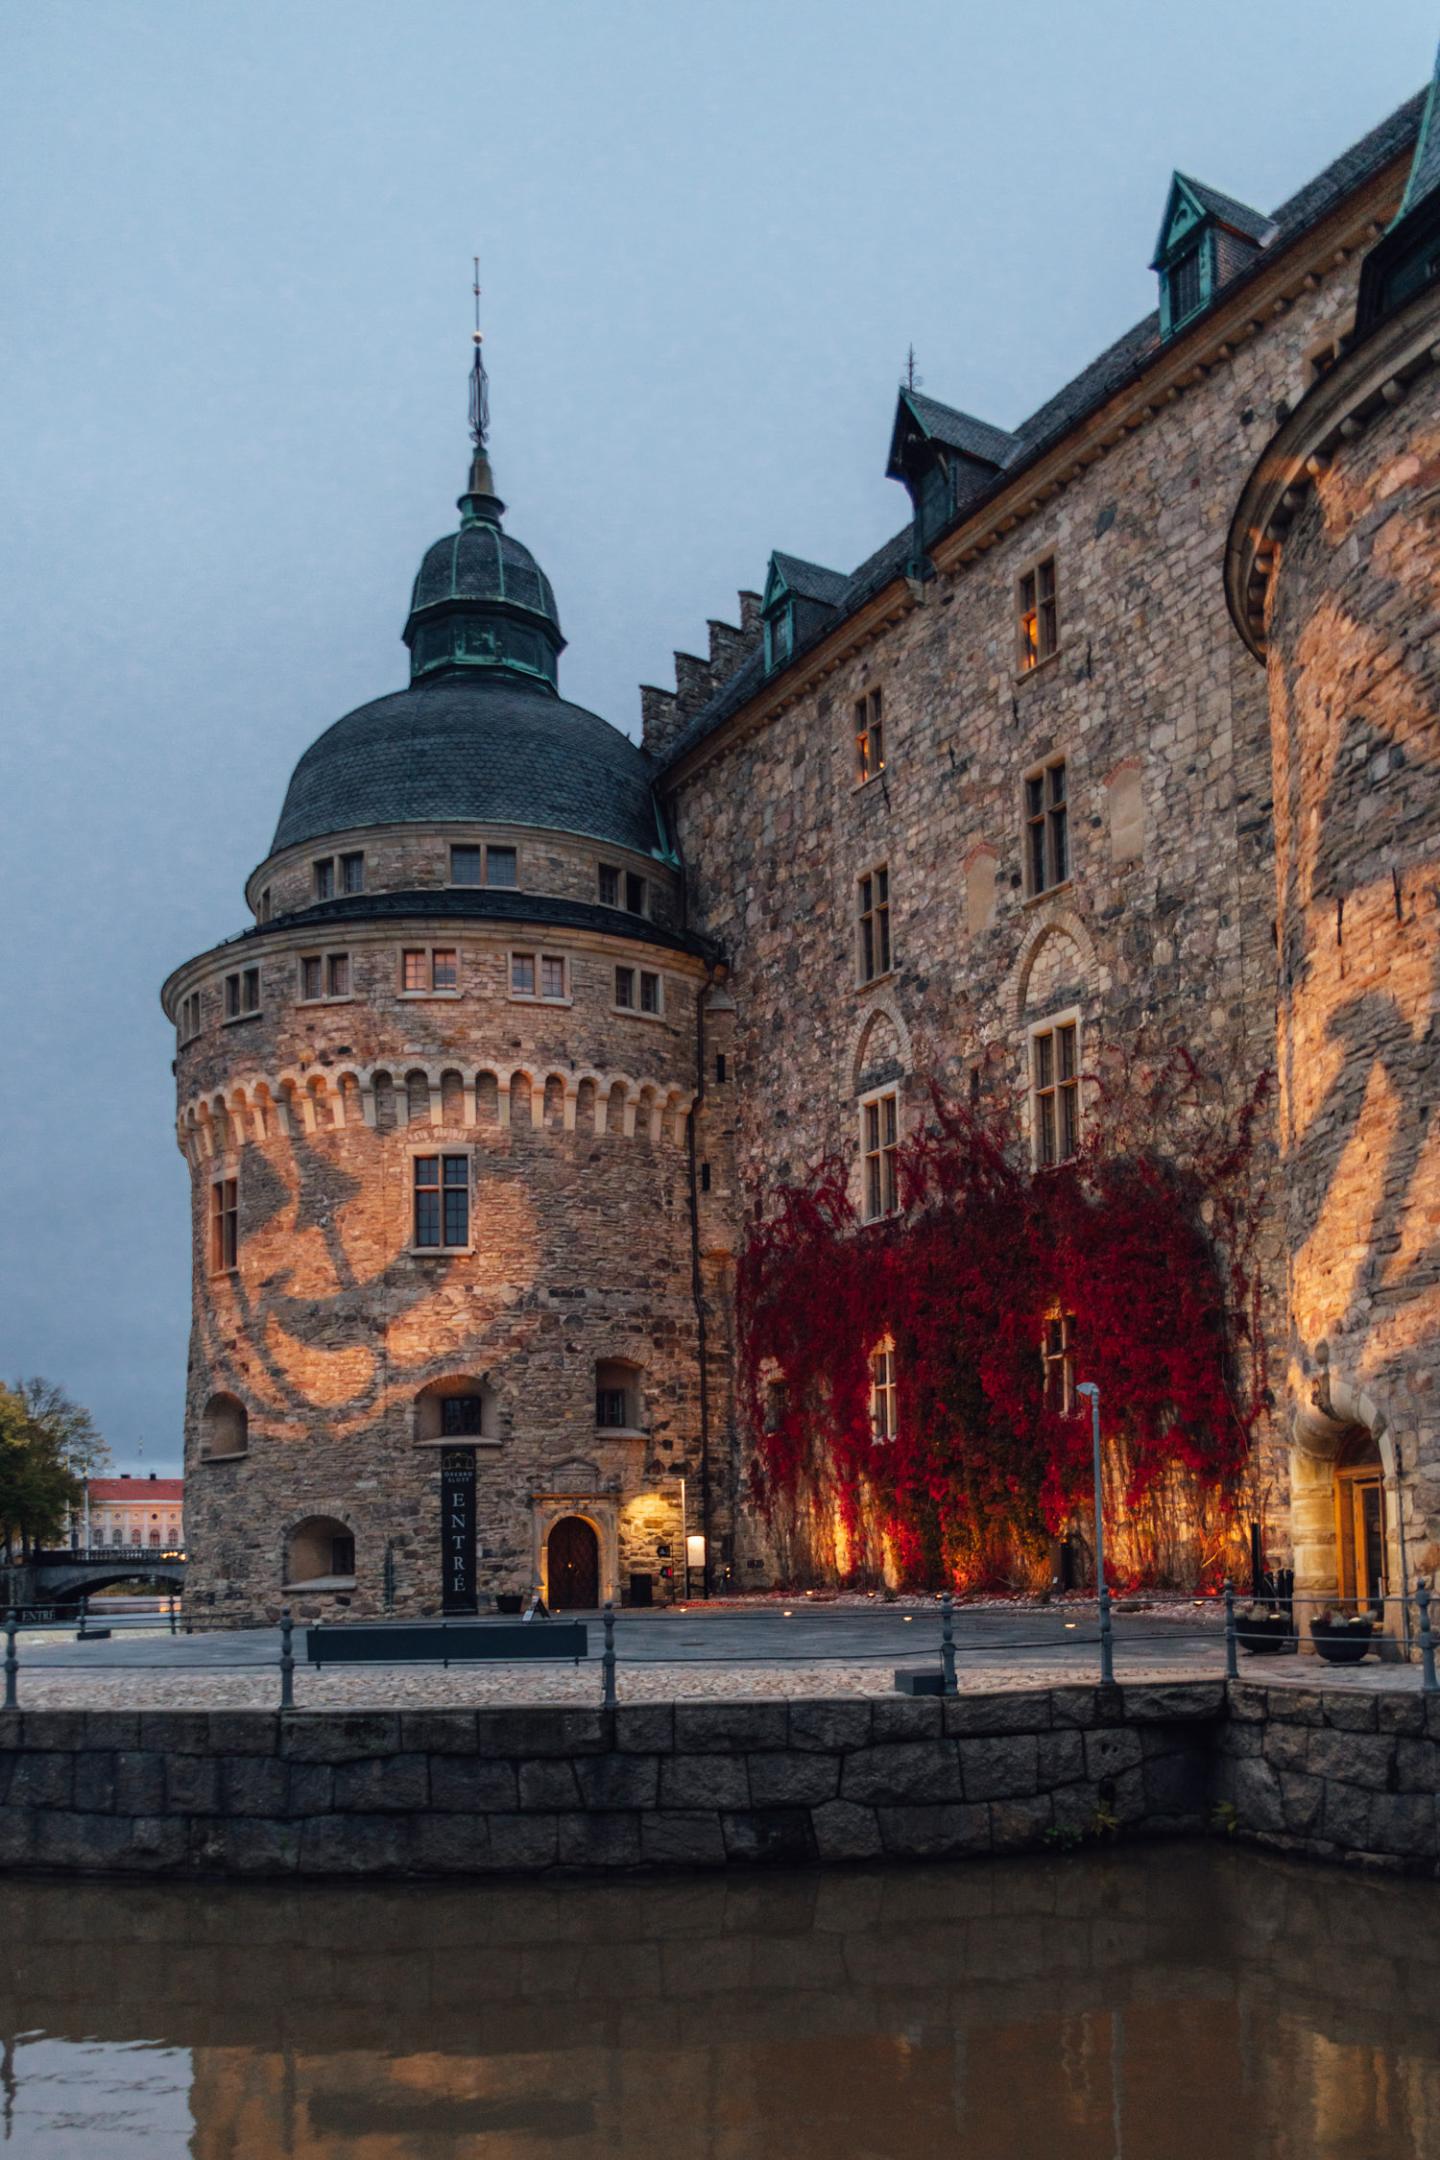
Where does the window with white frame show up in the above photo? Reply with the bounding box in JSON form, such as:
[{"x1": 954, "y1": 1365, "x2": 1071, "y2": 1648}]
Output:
[
  {"x1": 1017, "y1": 554, "x2": 1059, "y2": 671},
  {"x1": 615, "y1": 964, "x2": 662, "y2": 1015},
  {"x1": 401, "y1": 947, "x2": 459, "y2": 995},
  {"x1": 857, "y1": 865, "x2": 892, "y2": 983},
  {"x1": 1043, "y1": 1311, "x2": 1078, "y2": 1413},
  {"x1": 510, "y1": 950, "x2": 569, "y2": 1003},
  {"x1": 861, "y1": 1088, "x2": 900, "y2": 1220},
  {"x1": 299, "y1": 951, "x2": 351, "y2": 1003},
  {"x1": 412, "y1": 1153, "x2": 470, "y2": 1249},
  {"x1": 1032, "y1": 1017, "x2": 1080, "y2": 1167},
  {"x1": 855, "y1": 688, "x2": 885, "y2": 785},
  {"x1": 869, "y1": 1340, "x2": 897, "y2": 1442},
  {"x1": 1024, "y1": 757, "x2": 1069, "y2": 894}
]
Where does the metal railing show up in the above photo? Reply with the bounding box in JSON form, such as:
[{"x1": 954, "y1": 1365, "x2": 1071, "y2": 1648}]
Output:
[{"x1": 2, "y1": 1580, "x2": 1436, "y2": 1713}]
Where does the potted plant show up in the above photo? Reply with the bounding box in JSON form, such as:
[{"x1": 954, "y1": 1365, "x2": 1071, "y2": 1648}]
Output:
[
  {"x1": 1236, "y1": 1602, "x2": 1294, "y2": 1654},
  {"x1": 1310, "y1": 1606, "x2": 1376, "y2": 1663},
  {"x1": 494, "y1": 1589, "x2": 525, "y2": 1616}
]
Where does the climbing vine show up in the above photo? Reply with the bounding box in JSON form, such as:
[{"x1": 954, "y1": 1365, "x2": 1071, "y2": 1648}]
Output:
[{"x1": 738, "y1": 1044, "x2": 1272, "y2": 1592}]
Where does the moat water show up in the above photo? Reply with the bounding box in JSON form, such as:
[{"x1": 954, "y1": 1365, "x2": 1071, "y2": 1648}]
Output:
[{"x1": 2, "y1": 1845, "x2": 1439, "y2": 2159}]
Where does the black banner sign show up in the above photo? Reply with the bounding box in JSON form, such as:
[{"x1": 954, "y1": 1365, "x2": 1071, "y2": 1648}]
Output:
[{"x1": 440, "y1": 1448, "x2": 478, "y2": 1614}]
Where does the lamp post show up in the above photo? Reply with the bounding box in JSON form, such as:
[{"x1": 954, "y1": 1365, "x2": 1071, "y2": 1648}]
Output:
[{"x1": 1075, "y1": 1381, "x2": 1114, "y2": 1684}]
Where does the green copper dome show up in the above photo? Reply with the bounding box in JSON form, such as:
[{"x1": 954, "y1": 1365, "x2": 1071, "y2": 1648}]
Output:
[{"x1": 403, "y1": 449, "x2": 565, "y2": 691}]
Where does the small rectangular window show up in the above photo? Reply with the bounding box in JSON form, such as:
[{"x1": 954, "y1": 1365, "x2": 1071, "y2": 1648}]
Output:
[
  {"x1": 1168, "y1": 244, "x2": 1202, "y2": 326},
  {"x1": 414, "y1": 1153, "x2": 469, "y2": 1249},
  {"x1": 314, "y1": 857, "x2": 335, "y2": 901},
  {"x1": 432, "y1": 948, "x2": 458, "y2": 992},
  {"x1": 225, "y1": 973, "x2": 240, "y2": 1019},
  {"x1": 700, "y1": 1160, "x2": 711, "y2": 1192},
  {"x1": 450, "y1": 844, "x2": 482, "y2": 886},
  {"x1": 1043, "y1": 1312, "x2": 1078, "y2": 1413},
  {"x1": 715, "y1": 1053, "x2": 727, "y2": 1084},
  {"x1": 1033, "y1": 1019, "x2": 1080, "y2": 1167},
  {"x1": 330, "y1": 1534, "x2": 355, "y2": 1576},
  {"x1": 1025, "y1": 757, "x2": 1069, "y2": 894},
  {"x1": 862, "y1": 1089, "x2": 899, "y2": 1221},
  {"x1": 625, "y1": 871, "x2": 647, "y2": 916},
  {"x1": 598, "y1": 863, "x2": 620, "y2": 907},
  {"x1": 1018, "y1": 554, "x2": 1060, "y2": 671},
  {"x1": 596, "y1": 1387, "x2": 628, "y2": 1430},
  {"x1": 327, "y1": 952, "x2": 349, "y2": 998},
  {"x1": 615, "y1": 966, "x2": 635, "y2": 1010},
  {"x1": 858, "y1": 865, "x2": 892, "y2": 983},
  {"x1": 301, "y1": 955, "x2": 323, "y2": 1002},
  {"x1": 242, "y1": 967, "x2": 259, "y2": 1013},
  {"x1": 402, "y1": 948, "x2": 458, "y2": 994},
  {"x1": 486, "y1": 845, "x2": 517, "y2": 888},
  {"x1": 211, "y1": 1177, "x2": 238, "y2": 1272},
  {"x1": 639, "y1": 970, "x2": 661, "y2": 1015},
  {"x1": 541, "y1": 954, "x2": 566, "y2": 1000},
  {"x1": 869, "y1": 1342, "x2": 897, "y2": 1442},
  {"x1": 441, "y1": 1396, "x2": 486, "y2": 1436},
  {"x1": 855, "y1": 689, "x2": 885, "y2": 785},
  {"x1": 402, "y1": 949, "x2": 428, "y2": 993},
  {"x1": 259, "y1": 888, "x2": 272, "y2": 923},
  {"x1": 340, "y1": 851, "x2": 365, "y2": 894},
  {"x1": 511, "y1": 952, "x2": 536, "y2": 997}
]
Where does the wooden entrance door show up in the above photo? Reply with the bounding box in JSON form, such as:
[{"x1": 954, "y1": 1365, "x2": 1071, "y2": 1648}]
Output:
[
  {"x1": 548, "y1": 1516, "x2": 600, "y2": 1610},
  {"x1": 1335, "y1": 1454, "x2": 1387, "y2": 1620}
]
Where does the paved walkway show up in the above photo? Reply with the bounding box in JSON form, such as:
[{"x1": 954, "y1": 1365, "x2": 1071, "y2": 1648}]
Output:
[{"x1": 14, "y1": 1600, "x2": 1414, "y2": 1710}]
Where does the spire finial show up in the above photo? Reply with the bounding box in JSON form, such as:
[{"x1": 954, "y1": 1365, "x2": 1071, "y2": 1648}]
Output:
[
  {"x1": 469, "y1": 255, "x2": 490, "y2": 450},
  {"x1": 904, "y1": 345, "x2": 923, "y2": 393}
]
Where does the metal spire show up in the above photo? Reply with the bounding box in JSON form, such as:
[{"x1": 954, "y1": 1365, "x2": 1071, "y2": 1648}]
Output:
[{"x1": 469, "y1": 255, "x2": 490, "y2": 450}]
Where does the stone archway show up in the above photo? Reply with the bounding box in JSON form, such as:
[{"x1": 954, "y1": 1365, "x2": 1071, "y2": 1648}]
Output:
[{"x1": 1291, "y1": 1356, "x2": 1403, "y2": 1640}]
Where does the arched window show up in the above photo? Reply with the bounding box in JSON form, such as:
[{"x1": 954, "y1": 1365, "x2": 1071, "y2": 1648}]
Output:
[
  {"x1": 595, "y1": 1360, "x2": 643, "y2": 1433},
  {"x1": 415, "y1": 1376, "x2": 496, "y2": 1444},
  {"x1": 286, "y1": 1516, "x2": 356, "y2": 1587},
  {"x1": 199, "y1": 1392, "x2": 248, "y2": 1459}
]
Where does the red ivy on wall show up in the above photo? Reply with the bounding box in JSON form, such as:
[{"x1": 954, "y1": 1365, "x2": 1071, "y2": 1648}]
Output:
[{"x1": 738, "y1": 1047, "x2": 1271, "y2": 1591}]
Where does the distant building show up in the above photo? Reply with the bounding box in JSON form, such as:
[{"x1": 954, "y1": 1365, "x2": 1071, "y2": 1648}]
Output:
[{"x1": 84, "y1": 1475, "x2": 185, "y2": 1553}]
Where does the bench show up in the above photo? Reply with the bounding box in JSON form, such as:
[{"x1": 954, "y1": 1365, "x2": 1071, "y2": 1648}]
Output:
[{"x1": 305, "y1": 1620, "x2": 588, "y2": 1668}]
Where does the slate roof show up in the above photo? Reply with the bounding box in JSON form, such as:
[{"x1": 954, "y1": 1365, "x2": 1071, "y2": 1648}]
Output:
[
  {"x1": 658, "y1": 87, "x2": 1427, "y2": 775},
  {"x1": 270, "y1": 675, "x2": 667, "y2": 861},
  {"x1": 1174, "y1": 173, "x2": 1275, "y2": 244},
  {"x1": 898, "y1": 390, "x2": 1017, "y2": 467},
  {"x1": 1399, "y1": 44, "x2": 1440, "y2": 215},
  {"x1": 236, "y1": 884, "x2": 717, "y2": 961},
  {"x1": 771, "y1": 551, "x2": 850, "y2": 606}
]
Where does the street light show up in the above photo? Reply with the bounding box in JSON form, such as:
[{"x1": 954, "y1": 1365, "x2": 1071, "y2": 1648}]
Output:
[{"x1": 1075, "y1": 1381, "x2": 1114, "y2": 1684}]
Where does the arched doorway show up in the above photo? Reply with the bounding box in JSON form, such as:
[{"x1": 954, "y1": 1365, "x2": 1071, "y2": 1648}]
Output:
[
  {"x1": 1334, "y1": 1428, "x2": 1388, "y2": 1621},
  {"x1": 547, "y1": 1516, "x2": 599, "y2": 1610}
]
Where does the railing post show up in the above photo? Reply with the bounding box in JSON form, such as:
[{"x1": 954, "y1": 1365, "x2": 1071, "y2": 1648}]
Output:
[
  {"x1": 168, "y1": 1594, "x2": 177, "y2": 1637},
  {"x1": 4, "y1": 1611, "x2": 16, "y2": 1712},
  {"x1": 279, "y1": 1606, "x2": 295, "y2": 1709},
  {"x1": 1097, "y1": 1581, "x2": 1115, "y2": 1686},
  {"x1": 601, "y1": 1602, "x2": 617, "y2": 1709},
  {"x1": 940, "y1": 1590, "x2": 957, "y2": 1697},
  {"x1": 1223, "y1": 1578, "x2": 1239, "y2": 1680},
  {"x1": 1418, "y1": 1579, "x2": 1437, "y2": 1694},
  {"x1": 77, "y1": 1591, "x2": 88, "y2": 1642}
]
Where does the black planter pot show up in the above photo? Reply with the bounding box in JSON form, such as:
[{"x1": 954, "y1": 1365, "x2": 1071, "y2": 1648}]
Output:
[
  {"x1": 1311, "y1": 1618, "x2": 1375, "y2": 1664},
  {"x1": 1237, "y1": 1612, "x2": 1294, "y2": 1654},
  {"x1": 495, "y1": 1593, "x2": 524, "y2": 1616}
]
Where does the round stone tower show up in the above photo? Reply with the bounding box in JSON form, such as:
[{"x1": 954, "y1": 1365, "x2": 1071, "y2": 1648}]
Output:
[
  {"x1": 1227, "y1": 135, "x2": 1440, "y2": 1629},
  {"x1": 161, "y1": 368, "x2": 729, "y2": 1625}
]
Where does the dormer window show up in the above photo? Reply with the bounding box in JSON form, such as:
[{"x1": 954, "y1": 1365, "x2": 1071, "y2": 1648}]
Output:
[
  {"x1": 1165, "y1": 243, "x2": 1204, "y2": 329},
  {"x1": 1152, "y1": 172, "x2": 1273, "y2": 341},
  {"x1": 764, "y1": 600, "x2": 793, "y2": 673}
]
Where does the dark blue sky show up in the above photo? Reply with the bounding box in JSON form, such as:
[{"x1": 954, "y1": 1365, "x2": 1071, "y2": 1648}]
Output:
[{"x1": 2, "y1": 1, "x2": 1435, "y2": 1471}]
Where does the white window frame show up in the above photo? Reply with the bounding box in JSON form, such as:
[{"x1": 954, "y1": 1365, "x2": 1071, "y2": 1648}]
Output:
[
  {"x1": 399, "y1": 946, "x2": 461, "y2": 998},
  {"x1": 508, "y1": 949, "x2": 571, "y2": 1005},
  {"x1": 1028, "y1": 1006, "x2": 1082, "y2": 1169},
  {"x1": 859, "y1": 1085, "x2": 901, "y2": 1222},
  {"x1": 297, "y1": 951, "x2": 353, "y2": 1005}
]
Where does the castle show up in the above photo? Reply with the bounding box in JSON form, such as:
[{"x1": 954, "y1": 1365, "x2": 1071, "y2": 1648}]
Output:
[{"x1": 163, "y1": 69, "x2": 1440, "y2": 1631}]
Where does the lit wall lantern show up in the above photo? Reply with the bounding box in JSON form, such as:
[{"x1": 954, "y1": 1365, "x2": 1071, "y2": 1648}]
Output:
[{"x1": 686, "y1": 1533, "x2": 707, "y2": 1571}]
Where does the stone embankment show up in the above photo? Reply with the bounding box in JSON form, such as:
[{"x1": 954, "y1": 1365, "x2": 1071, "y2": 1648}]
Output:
[{"x1": 2, "y1": 1678, "x2": 1438, "y2": 1878}]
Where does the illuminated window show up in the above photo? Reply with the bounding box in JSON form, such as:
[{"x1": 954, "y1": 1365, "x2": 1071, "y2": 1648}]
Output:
[
  {"x1": 1024, "y1": 757, "x2": 1069, "y2": 893},
  {"x1": 313, "y1": 857, "x2": 335, "y2": 901},
  {"x1": 223, "y1": 967, "x2": 260, "y2": 1020},
  {"x1": 855, "y1": 689, "x2": 885, "y2": 785},
  {"x1": 340, "y1": 851, "x2": 365, "y2": 894},
  {"x1": 869, "y1": 1340, "x2": 897, "y2": 1442},
  {"x1": 861, "y1": 1088, "x2": 900, "y2": 1221},
  {"x1": 1043, "y1": 1311, "x2": 1078, "y2": 1413},
  {"x1": 401, "y1": 948, "x2": 459, "y2": 994},
  {"x1": 1033, "y1": 1019, "x2": 1080, "y2": 1167},
  {"x1": 210, "y1": 1178, "x2": 238, "y2": 1273},
  {"x1": 1017, "y1": 555, "x2": 1059, "y2": 671},
  {"x1": 857, "y1": 865, "x2": 892, "y2": 983},
  {"x1": 413, "y1": 1154, "x2": 470, "y2": 1249}
]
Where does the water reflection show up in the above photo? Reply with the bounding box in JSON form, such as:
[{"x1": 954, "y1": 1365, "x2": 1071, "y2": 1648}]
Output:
[{"x1": 3, "y1": 1846, "x2": 1440, "y2": 2158}]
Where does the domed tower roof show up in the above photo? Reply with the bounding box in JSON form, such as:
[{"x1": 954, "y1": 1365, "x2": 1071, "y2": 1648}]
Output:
[{"x1": 268, "y1": 330, "x2": 664, "y2": 863}]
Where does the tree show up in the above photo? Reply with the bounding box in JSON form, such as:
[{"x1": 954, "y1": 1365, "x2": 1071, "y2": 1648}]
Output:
[{"x1": 0, "y1": 1378, "x2": 111, "y2": 1559}]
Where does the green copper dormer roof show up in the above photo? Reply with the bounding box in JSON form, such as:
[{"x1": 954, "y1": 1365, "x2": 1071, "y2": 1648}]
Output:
[
  {"x1": 403, "y1": 446, "x2": 566, "y2": 691},
  {"x1": 1358, "y1": 47, "x2": 1440, "y2": 331}
]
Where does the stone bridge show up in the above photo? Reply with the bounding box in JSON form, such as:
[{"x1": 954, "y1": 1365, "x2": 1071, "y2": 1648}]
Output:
[{"x1": 4, "y1": 1547, "x2": 186, "y2": 1616}]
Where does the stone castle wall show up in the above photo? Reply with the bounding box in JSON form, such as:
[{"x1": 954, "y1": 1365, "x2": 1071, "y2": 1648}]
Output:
[{"x1": 661, "y1": 251, "x2": 1377, "y2": 1580}]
